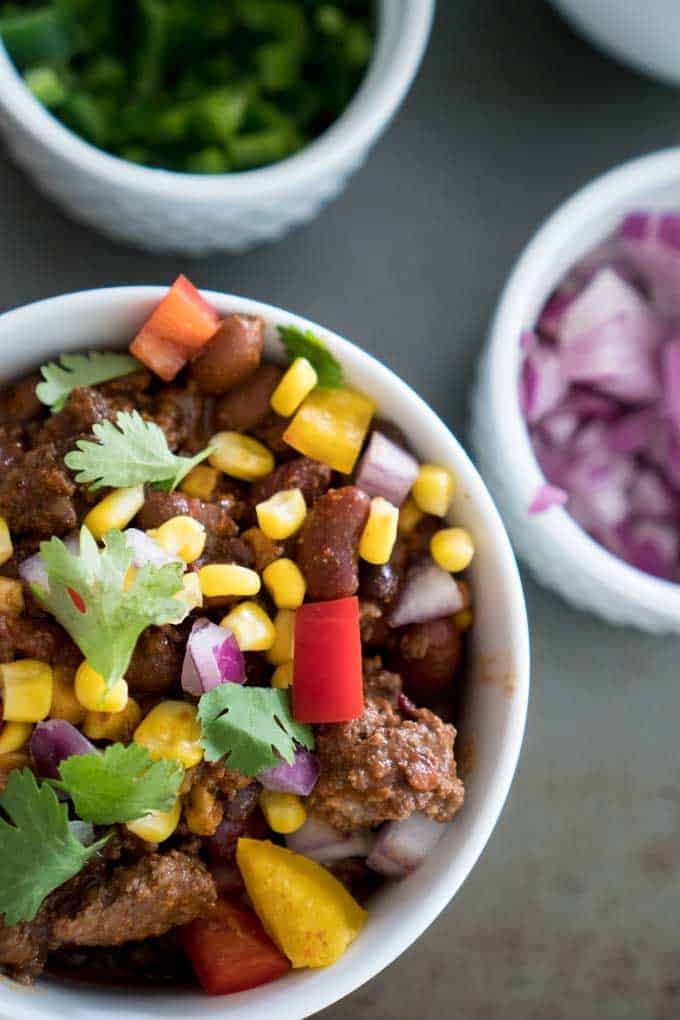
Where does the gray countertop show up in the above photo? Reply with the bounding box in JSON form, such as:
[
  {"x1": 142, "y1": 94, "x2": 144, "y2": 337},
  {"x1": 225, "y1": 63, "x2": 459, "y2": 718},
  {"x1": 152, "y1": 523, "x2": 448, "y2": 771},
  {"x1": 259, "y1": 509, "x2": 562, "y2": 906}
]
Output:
[{"x1": 1, "y1": 2, "x2": 679, "y2": 1017}]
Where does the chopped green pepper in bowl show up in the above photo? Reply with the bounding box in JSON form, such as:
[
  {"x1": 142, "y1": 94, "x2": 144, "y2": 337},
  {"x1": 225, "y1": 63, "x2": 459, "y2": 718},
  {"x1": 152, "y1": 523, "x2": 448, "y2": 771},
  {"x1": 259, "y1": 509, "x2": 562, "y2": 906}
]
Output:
[{"x1": 0, "y1": 0, "x2": 374, "y2": 173}]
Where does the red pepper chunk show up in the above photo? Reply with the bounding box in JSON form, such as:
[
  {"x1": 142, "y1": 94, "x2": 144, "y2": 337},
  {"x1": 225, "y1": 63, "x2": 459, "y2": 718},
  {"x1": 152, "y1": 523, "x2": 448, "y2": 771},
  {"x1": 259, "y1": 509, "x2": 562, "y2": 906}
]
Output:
[
  {"x1": 130, "y1": 274, "x2": 220, "y2": 382},
  {"x1": 181, "y1": 898, "x2": 290, "y2": 996},
  {"x1": 67, "y1": 588, "x2": 86, "y2": 614},
  {"x1": 293, "y1": 596, "x2": 363, "y2": 723}
]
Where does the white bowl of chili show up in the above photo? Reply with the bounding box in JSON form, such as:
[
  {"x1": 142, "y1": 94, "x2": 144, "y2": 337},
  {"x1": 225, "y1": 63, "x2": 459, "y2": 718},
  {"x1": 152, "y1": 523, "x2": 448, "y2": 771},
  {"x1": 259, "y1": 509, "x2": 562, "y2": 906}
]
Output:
[
  {"x1": 0, "y1": 285, "x2": 529, "y2": 1019},
  {"x1": 0, "y1": 1, "x2": 434, "y2": 255}
]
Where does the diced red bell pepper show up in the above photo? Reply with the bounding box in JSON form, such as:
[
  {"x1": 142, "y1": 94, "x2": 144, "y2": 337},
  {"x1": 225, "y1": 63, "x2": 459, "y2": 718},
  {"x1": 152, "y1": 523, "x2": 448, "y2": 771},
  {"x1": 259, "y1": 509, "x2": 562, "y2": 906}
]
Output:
[
  {"x1": 292, "y1": 596, "x2": 363, "y2": 723},
  {"x1": 181, "y1": 897, "x2": 290, "y2": 996},
  {"x1": 130, "y1": 274, "x2": 220, "y2": 381}
]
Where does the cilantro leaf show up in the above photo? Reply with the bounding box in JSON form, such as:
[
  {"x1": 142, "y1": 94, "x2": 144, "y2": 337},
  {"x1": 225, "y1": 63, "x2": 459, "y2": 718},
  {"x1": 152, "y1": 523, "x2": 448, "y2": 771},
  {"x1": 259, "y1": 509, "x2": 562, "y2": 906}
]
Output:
[
  {"x1": 33, "y1": 527, "x2": 185, "y2": 689},
  {"x1": 36, "y1": 352, "x2": 141, "y2": 414},
  {"x1": 198, "y1": 685, "x2": 314, "y2": 777},
  {"x1": 278, "y1": 325, "x2": 343, "y2": 388},
  {"x1": 56, "y1": 744, "x2": 184, "y2": 825},
  {"x1": 0, "y1": 770, "x2": 109, "y2": 925},
  {"x1": 64, "y1": 410, "x2": 212, "y2": 492}
]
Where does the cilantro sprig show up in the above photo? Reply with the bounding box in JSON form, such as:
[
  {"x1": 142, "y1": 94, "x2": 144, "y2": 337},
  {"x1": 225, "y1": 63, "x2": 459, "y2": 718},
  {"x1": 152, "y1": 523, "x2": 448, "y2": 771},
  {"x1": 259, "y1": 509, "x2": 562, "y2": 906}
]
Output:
[
  {"x1": 36, "y1": 352, "x2": 141, "y2": 413},
  {"x1": 64, "y1": 410, "x2": 213, "y2": 492},
  {"x1": 0, "y1": 770, "x2": 109, "y2": 925},
  {"x1": 33, "y1": 527, "x2": 185, "y2": 689},
  {"x1": 198, "y1": 685, "x2": 314, "y2": 777},
  {"x1": 278, "y1": 325, "x2": 343, "y2": 388},
  {"x1": 55, "y1": 744, "x2": 184, "y2": 826}
]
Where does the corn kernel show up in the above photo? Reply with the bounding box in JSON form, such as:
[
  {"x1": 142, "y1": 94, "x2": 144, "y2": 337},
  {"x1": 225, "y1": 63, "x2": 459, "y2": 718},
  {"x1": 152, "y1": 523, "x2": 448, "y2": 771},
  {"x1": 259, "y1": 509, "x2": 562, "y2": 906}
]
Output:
[
  {"x1": 454, "y1": 608, "x2": 474, "y2": 632},
  {"x1": 359, "y1": 497, "x2": 399, "y2": 565},
  {"x1": 266, "y1": 609, "x2": 295, "y2": 665},
  {"x1": 83, "y1": 697, "x2": 142, "y2": 741},
  {"x1": 221, "y1": 602, "x2": 276, "y2": 652},
  {"x1": 398, "y1": 496, "x2": 424, "y2": 536},
  {"x1": 126, "y1": 797, "x2": 182, "y2": 844},
  {"x1": 75, "y1": 661, "x2": 128, "y2": 713},
  {"x1": 180, "y1": 465, "x2": 219, "y2": 500},
  {"x1": 259, "y1": 789, "x2": 307, "y2": 834},
  {"x1": 271, "y1": 662, "x2": 294, "y2": 689},
  {"x1": 209, "y1": 432, "x2": 274, "y2": 481},
  {"x1": 270, "y1": 357, "x2": 318, "y2": 417},
  {"x1": 0, "y1": 517, "x2": 13, "y2": 567},
  {"x1": 123, "y1": 565, "x2": 137, "y2": 592},
  {"x1": 412, "y1": 465, "x2": 455, "y2": 517},
  {"x1": 262, "y1": 558, "x2": 306, "y2": 609},
  {"x1": 256, "y1": 488, "x2": 307, "y2": 541},
  {"x1": 0, "y1": 577, "x2": 23, "y2": 615},
  {"x1": 283, "y1": 387, "x2": 376, "y2": 474},
  {"x1": 50, "y1": 665, "x2": 85, "y2": 725},
  {"x1": 0, "y1": 721, "x2": 32, "y2": 755},
  {"x1": 431, "y1": 527, "x2": 475, "y2": 573},
  {"x1": 153, "y1": 515, "x2": 206, "y2": 564},
  {"x1": 198, "y1": 564, "x2": 261, "y2": 598},
  {"x1": 0, "y1": 660, "x2": 53, "y2": 722},
  {"x1": 134, "y1": 700, "x2": 203, "y2": 768},
  {"x1": 84, "y1": 485, "x2": 145, "y2": 540}
]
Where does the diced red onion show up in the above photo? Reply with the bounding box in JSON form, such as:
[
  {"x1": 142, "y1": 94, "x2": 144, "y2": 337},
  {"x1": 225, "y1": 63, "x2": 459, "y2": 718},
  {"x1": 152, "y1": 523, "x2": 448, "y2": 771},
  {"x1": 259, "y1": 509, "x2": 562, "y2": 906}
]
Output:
[
  {"x1": 620, "y1": 211, "x2": 680, "y2": 318},
  {"x1": 30, "y1": 720, "x2": 96, "y2": 780},
  {"x1": 617, "y1": 520, "x2": 678, "y2": 580},
  {"x1": 558, "y1": 267, "x2": 656, "y2": 347},
  {"x1": 629, "y1": 470, "x2": 676, "y2": 519},
  {"x1": 387, "y1": 561, "x2": 465, "y2": 628},
  {"x1": 355, "y1": 431, "x2": 419, "y2": 507},
  {"x1": 19, "y1": 552, "x2": 49, "y2": 591},
  {"x1": 124, "y1": 528, "x2": 183, "y2": 568},
  {"x1": 181, "y1": 617, "x2": 245, "y2": 696},
  {"x1": 560, "y1": 313, "x2": 661, "y2": 403},
  {"x1": 566, "y1": 388, "x2": 622, "y2": 421},
  {"x1": 258, "y1": 749, "x2": 319, "y2": 796},
  {"x1": 607, "y1": 409, "x2": 658, "y2": 455},
  {"x1": 286, "y1": 815, "x2": 374, "y2": 864},
  {"x1": 539, "y1": 408, "x2": 579, "y2": 447},
  {"x1": 536, "y1": 292, "x2": 574, "y2": 340},
  {"x1": 662, "y1": 337, "x2": 680, "y2": 434},
  {"x1": 366, "y1": 813, "x2": 447, "y2": 879},
  {"x1": 520, "y1": 344, "x2": 567, "y2": 424},
  {"x1": 528, "y1": 484, "x2": 568, "y2": 515}
]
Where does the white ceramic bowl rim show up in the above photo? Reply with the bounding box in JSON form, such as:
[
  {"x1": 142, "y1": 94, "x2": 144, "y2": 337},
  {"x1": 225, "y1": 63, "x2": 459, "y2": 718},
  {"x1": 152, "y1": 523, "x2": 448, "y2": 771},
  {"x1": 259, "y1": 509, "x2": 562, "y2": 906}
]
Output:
[
  {"x1": 0, "y1": 1, "x2": 434, "y2": 199},
  {"x1": 489, "y1": 146, "x2": 680, "y2": 616},
  {"x1": 0, "y1": 286, "x2": 529, "y2": 1020}
]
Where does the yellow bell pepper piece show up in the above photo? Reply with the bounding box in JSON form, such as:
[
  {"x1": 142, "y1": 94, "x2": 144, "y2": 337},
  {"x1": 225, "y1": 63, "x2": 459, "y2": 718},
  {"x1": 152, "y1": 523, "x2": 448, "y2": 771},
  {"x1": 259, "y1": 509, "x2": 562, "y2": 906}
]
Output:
[
  {"x1": 270, "y1": 357, "x2": 318, "y2": 417},
  {"x1": 283, "y1": 387, "x2": 375, "y2": 474},
  {"x1": 0, "y1": 660, "x2": 53, "y2": 722},
  {"x1": 236, "y1": 838, "x2": 367, "y2": 968}
]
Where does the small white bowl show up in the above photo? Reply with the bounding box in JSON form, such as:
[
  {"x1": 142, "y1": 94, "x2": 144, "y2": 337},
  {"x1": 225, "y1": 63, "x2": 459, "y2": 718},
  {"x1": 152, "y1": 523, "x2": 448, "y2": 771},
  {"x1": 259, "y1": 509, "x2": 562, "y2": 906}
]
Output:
[
  {"x1": 0, "y1": 286, "x2": 528, "y2": 1020},
  {"x1": 549, "y1": 0, "x2": 680, "y2": 87},
  {"x1": 471, "y1": 147, "x2": 680, "y2": 633},
  {"x1": 0, "y1": 1, "x2": 433, "y2": 255}
]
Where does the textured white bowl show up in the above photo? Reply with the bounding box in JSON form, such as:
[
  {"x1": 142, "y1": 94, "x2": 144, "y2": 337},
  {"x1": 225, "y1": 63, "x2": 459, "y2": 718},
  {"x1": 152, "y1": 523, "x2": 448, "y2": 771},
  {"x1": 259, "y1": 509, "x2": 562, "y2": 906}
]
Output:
[
  {"x1": 471, "y1": 147, "x2": 680, "y2": 633},
  {"x1": 549, "y1": 0, "x2": 680, "y2": 86},
  {"x1": 0, "y1": 286, "x2": 528, "y2": 1020},
  {"x1": 0, "y1": 1, "x2": 433, "y2": 255}
]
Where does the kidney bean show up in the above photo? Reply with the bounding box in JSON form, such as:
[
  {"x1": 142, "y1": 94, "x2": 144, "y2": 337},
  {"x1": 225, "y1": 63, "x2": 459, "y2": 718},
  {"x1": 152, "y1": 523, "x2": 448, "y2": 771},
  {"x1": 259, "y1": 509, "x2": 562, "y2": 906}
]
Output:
[
  {"x1": 296, "y1": 486, "x2": 370, "y2": 601},
  {"x1": 251, "y1": 412, "x2": 295, "y2": 460},
  {"x1": 190, "y1": 314, "x2": 264, "y2": 395},
  {"x1": 393, "y1": 616, "x2": 462, "y2": 702},
  {"x1": 250, "y1": 455, "x2": 332, "y2": 508},
  {"x1": 214, "y1": 362, "x2": 283, "y2": 432}
]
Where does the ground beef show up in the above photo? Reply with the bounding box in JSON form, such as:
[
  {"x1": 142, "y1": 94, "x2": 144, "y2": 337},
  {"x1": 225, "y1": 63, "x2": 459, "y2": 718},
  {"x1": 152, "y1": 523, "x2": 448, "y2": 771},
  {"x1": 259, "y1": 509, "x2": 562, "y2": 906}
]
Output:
[
  {"x1": 363, "y1": 656, "x2": 402, "y2": 703},
  {"x1": 359, "y1": 599, "x2": 391, "y2": 649},
  {"x1": 308, "y1": 696, "x2": 464, "y2": 832},
  {"x1": 99, "y1": 370, "x2": 153, "y2": 398},
  {"x1": 151, "y1": 385, "x2": 208, "y2": 453},
  {"x1": 36, "y1": 386, "x2": 132, "y2": 453},
  {"x1": 48, "y1": 931, "x2": 192, "y2": 986},
  {"x1": 241, "y1": 527, "x2": 283, "y2": 572},
  {"x1": 0, "y1": 752, "x2": 31, "y2": 792},
  {"x1": 0, "y1": 614, "x2": 80, "y2": 665},
  {"x1": 250, "y1": 412, "x2": 294, "y2": 461},
  {"x1": 0, "y1": 425, "x2": 24, "y2": 468},
  {"x1": 182, "y1": 761, "x2": 253, "y2": 802},
  {"x1": 0, "y1": 918, "x2": 49, "y2": 981},
  {"x1": 0, "y1": 443, "x2": 77, "y2": 536},
  {"x1": 0, "y1": 375, "x2": 42, "y2": 424},
  {"x1": 125, "y1": 625, "x2": 186, "y2": 694},
  {"x1": 51, "y1": 852, "x2": 216, "y2": 947}
]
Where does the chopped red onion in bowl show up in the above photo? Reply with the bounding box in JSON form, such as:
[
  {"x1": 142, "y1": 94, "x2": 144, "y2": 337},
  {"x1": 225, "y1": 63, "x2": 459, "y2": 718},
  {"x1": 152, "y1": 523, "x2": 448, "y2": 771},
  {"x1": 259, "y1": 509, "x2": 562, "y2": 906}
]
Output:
[
  {"x1": 521, "y1": 210, "x2": 680, "y2": 582},
  {"x1": 355, "y1": 430, "x2": 419, "y2": 506},
  {"x1": 258, "y1": 749, "x2": 319, "y2": 796},
  {"x1": 366, "y1": 813, "x2": 447, "y2": 879},
  {"x1": 30, "y1": 720, "x2": 96, "y2": 780},
  {"x1": 387, "y1": 561, "x2": 465, "y2": 628},
  {"x1": 286, "y1": 815, "x2": 375, "y2": 864},
  {"x1": 181, "y1": 617, "x2": 245, "y2": 696}
]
